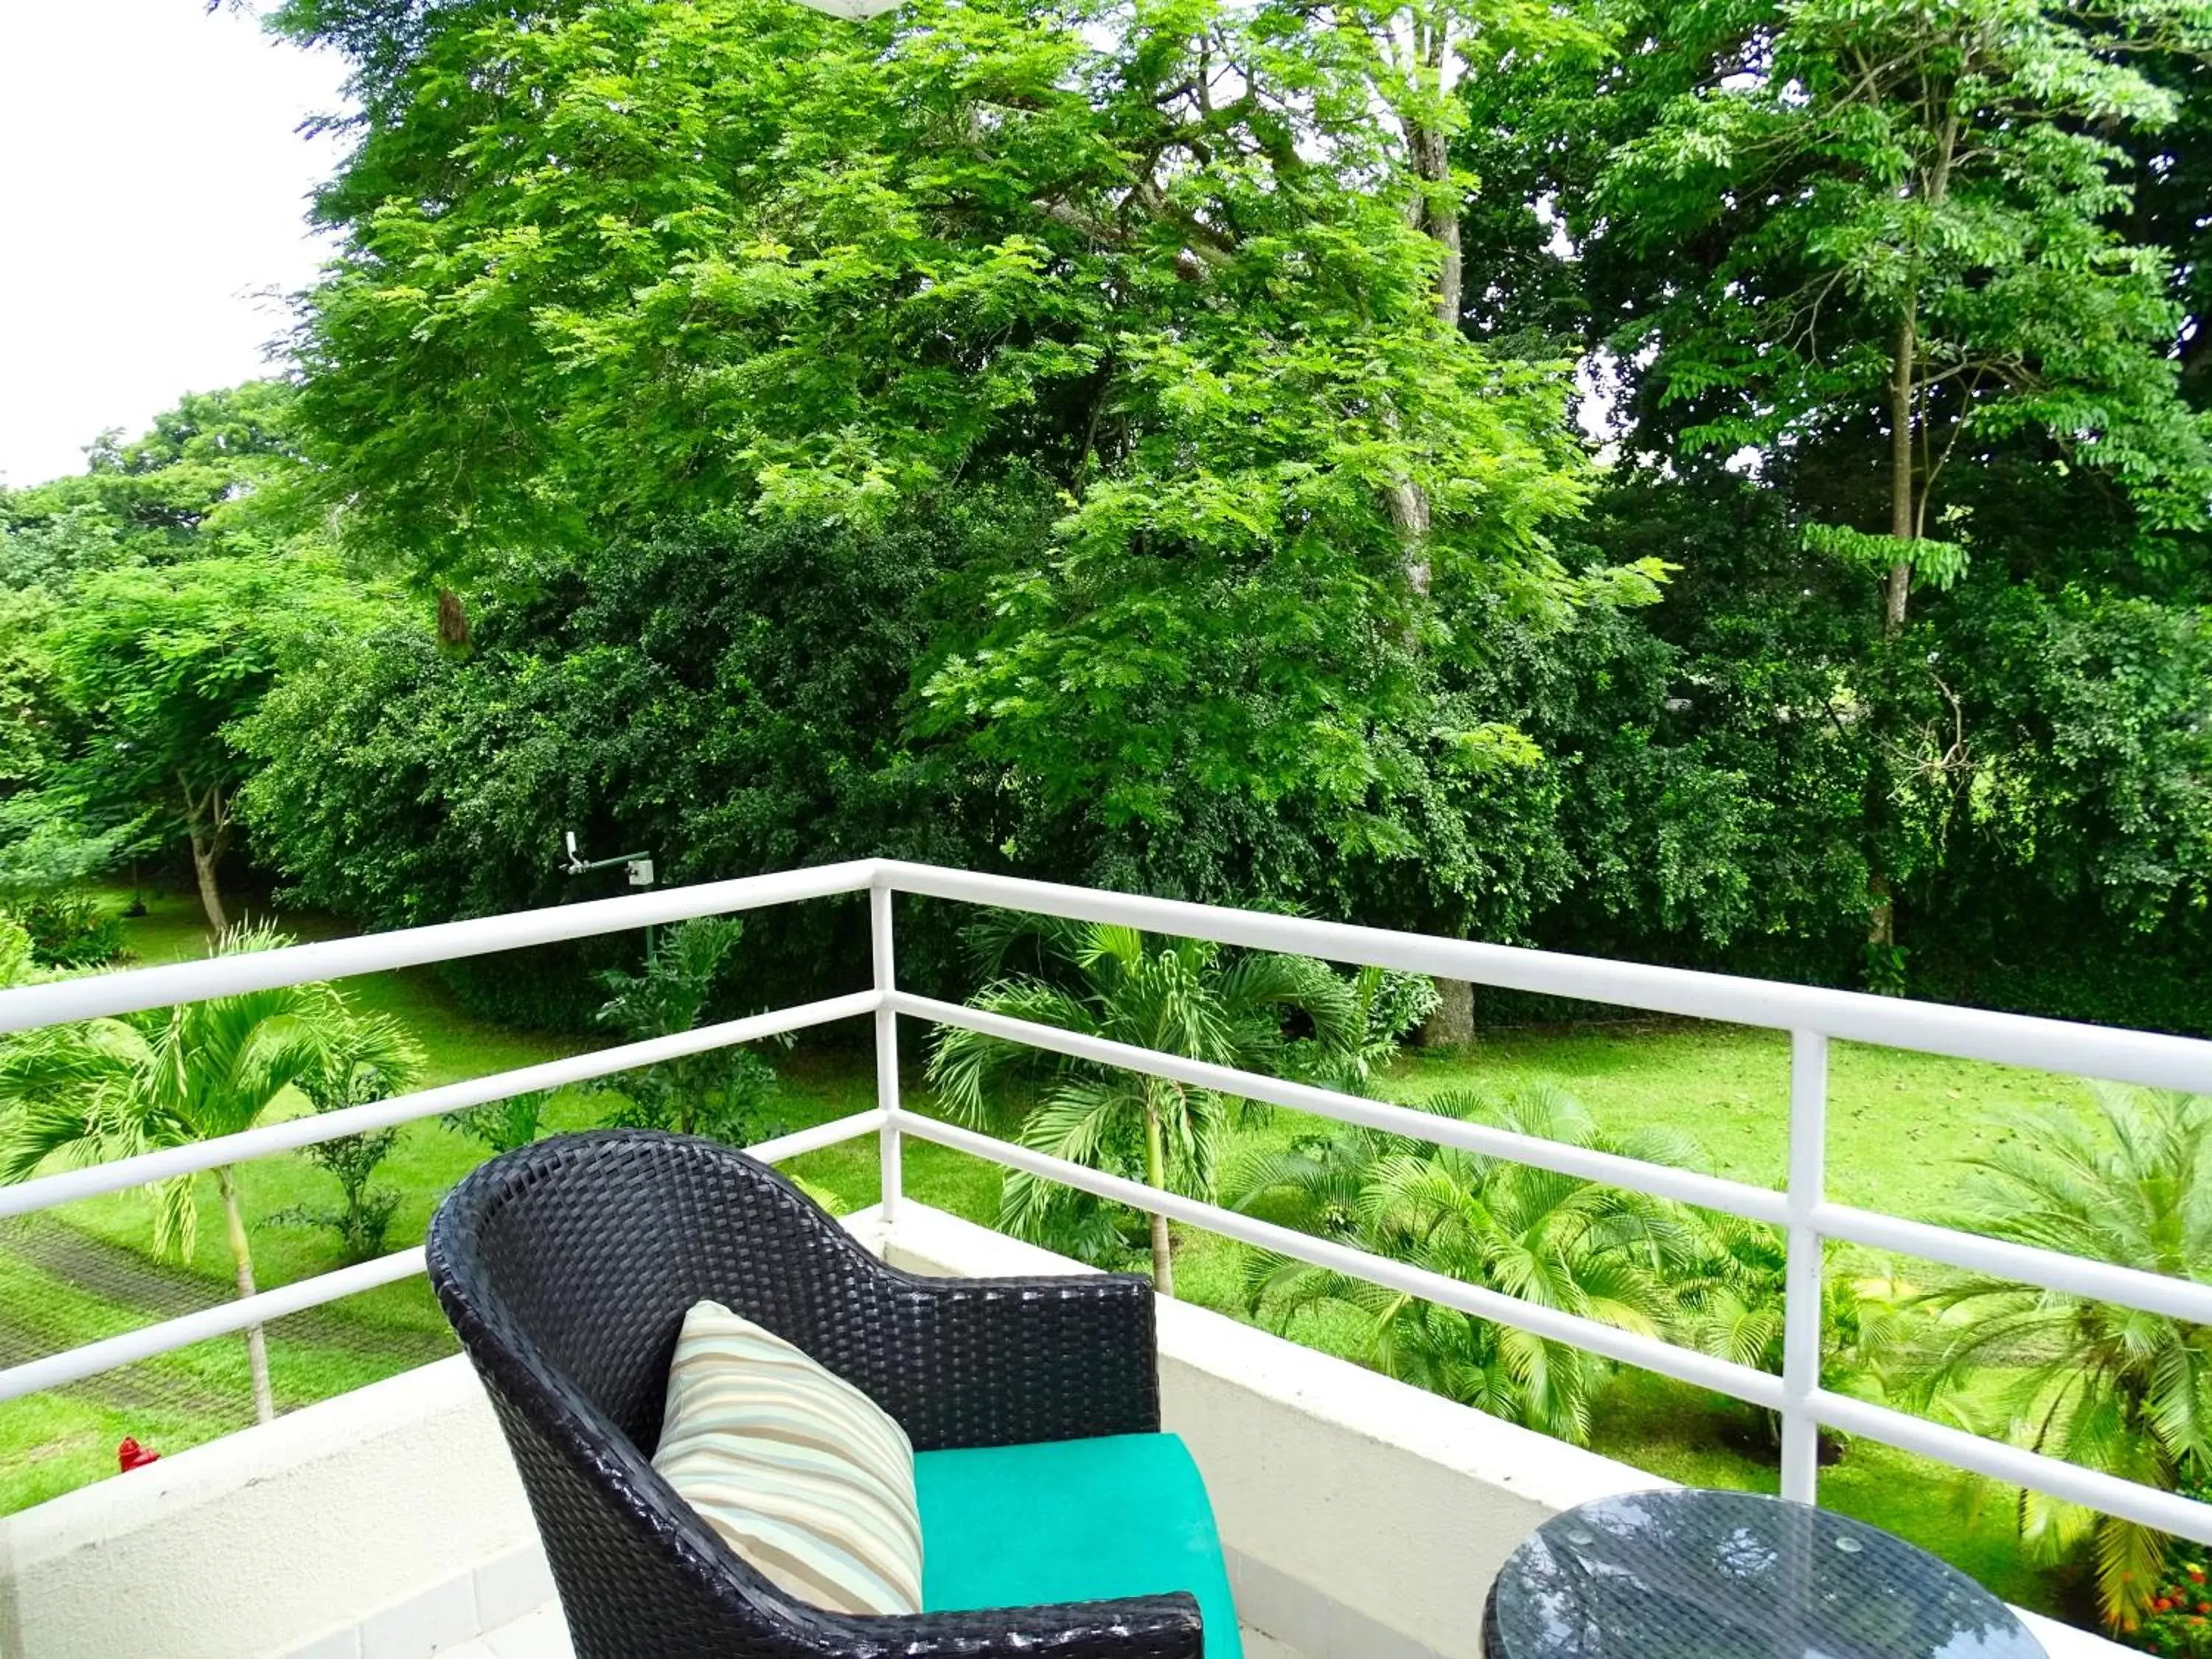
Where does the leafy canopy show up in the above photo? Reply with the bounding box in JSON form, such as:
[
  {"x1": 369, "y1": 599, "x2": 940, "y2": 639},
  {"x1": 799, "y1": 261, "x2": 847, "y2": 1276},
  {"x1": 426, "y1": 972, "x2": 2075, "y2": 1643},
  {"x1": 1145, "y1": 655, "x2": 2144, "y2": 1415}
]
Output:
[{"x1": 277, "y1": 0, "x2": 1649, "y2": 843}]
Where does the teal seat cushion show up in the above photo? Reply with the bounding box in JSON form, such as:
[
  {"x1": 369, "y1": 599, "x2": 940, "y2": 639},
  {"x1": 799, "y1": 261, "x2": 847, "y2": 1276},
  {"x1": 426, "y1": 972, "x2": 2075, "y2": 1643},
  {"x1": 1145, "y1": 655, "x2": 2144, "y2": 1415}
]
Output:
[{"x1": 914, "y1": 1431, "x2": 1242, "y2": 1658}]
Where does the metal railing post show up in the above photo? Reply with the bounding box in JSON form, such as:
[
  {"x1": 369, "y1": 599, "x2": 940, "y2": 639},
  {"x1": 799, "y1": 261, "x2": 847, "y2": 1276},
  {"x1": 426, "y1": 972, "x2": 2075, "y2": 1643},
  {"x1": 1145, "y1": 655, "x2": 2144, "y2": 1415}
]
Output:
[
  {"x1": 1780, "y1": 1029, "x2": 1829, "y2": 1504},
  {"x1": 871, "y1": 880, "x2": 903, "y2": 1221}
]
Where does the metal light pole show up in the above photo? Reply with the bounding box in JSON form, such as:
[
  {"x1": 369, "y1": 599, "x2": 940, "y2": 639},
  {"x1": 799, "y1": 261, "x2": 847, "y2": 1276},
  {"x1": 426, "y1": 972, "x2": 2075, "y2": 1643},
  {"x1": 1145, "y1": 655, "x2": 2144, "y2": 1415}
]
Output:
[{"x1": 562, "y1": 832, "x2": 659, "y2": 953}]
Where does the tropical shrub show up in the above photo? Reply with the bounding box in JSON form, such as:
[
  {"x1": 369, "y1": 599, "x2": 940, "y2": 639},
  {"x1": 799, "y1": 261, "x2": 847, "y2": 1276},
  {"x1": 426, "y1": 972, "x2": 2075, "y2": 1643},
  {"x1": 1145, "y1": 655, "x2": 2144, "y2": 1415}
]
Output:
[
  {"x1": 1284, "y1": 967, "x2": 1441, "y2": 1097},
  {"x1": 1899, "y1": 1088, "x2": 2212, "y2": 1632},
  {"x1": 273, "y1": 1015, "x2": 425, "y2": 1264},
  {"x1": 2138, "y1": 1479, "x2": 2212, "y2": 1658},
  {"x1": 7, "y1": 890, "x2": 125, "y2": 968},
  {"x1": 1228, "y1": 1085, "x2": 1701, "y2": 1442},
  {"x1": 1672, "y1": 1212, "x2": 1905, "y2": 1447},
  {"x1": 0, "y1": 914, "x2": 33, "y2": 987},
  {"x1": 927, "y1": 914, "x2": 1365, "y2": 1294},
  {"x1": 591, "y1": 919, "x2": 780, "y2": 1146},
  {"x1": 443, "y1": 1091, "x2": 553, "y2": 1157},
  {"x1": 0, "y1": 926, "x2": 403, "y2": 1422}
]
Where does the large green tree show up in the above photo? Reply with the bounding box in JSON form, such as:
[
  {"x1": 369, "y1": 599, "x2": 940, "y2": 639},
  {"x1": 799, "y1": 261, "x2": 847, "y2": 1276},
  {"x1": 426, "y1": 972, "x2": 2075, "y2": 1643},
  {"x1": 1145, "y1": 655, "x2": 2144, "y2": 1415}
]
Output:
[
  {"x1": 46, "y1": 553, "x2": 387, "y2": 928},
  {"x1": 271, "y1": 0, "x2": 1663, "y2": 938},
  {"x1": 0, "y1": 386, "x2": 394, "y2": 928},
  {"x1": 1441, "y1": 0, "x2": 2212, "y2": 1006},
  {"x1": 1595, "y1": 0, "x2": 2212, "y2": 967}
]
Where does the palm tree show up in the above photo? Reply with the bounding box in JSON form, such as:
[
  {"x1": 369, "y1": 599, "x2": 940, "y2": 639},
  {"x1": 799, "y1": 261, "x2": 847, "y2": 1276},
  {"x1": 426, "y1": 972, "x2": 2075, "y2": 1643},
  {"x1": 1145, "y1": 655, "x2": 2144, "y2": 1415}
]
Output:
[
  {"x1": 1898, "y1": 1088, "x2": 2212, "y2": 1633},
  {"x1": 1672, "y1": 1211, "x2": 1904, "y2": 1450},
  {"x1": 0, "y1": 925, "x2": 414, "y2": 1423},
  {"x1": 1228, "y1": 1084, "x2": 1700, "y2": 1443},
  {"x1": 927, "y1": 914, "x2": 1361, "y2": 1295}
]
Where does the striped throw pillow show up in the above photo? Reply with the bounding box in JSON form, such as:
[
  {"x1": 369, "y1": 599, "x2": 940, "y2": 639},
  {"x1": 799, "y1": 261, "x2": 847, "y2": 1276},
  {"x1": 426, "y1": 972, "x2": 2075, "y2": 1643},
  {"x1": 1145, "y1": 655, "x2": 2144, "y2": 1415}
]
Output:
[{"x1": 651, "y1": 1300, "x2": 923, "y2": 1615}]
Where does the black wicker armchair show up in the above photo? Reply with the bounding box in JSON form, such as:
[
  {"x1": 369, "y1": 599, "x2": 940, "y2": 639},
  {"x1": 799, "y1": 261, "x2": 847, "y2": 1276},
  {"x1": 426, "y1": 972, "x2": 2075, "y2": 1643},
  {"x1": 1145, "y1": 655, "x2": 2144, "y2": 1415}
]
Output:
[{"x1": 427, "y1": 1130, "x2": 1230, "y2": 1659}]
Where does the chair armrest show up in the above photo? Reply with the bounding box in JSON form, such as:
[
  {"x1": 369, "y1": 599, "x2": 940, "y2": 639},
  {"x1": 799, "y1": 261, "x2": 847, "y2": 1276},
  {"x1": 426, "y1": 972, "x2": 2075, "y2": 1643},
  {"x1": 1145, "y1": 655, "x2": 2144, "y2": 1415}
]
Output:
[
  {"x1": 853, "y1": 1268, "x2": 1161, "y2": 1451},
  {"x1": 888, "y1": 1592, "x2": 1206, "y2": 1658}
]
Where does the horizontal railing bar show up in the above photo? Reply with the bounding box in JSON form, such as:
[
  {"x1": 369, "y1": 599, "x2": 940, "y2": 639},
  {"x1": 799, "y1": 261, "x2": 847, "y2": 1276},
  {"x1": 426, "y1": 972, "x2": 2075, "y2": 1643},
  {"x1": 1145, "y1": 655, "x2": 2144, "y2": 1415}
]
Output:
[
  {"x1": 0, "y1": 1247, "x2": 428, "y2": 1404},
  {"x1": 892, "y1": 991, "x2": 1792, "y2": 1225},
  {"x1": 889, "y1": 1108, "x2": 1787, "y2": 1411},
  {"x1": 742, "y1": 1108, "x2": 888, "y2": 1164},
  {"x1": 0, "y1": 860, "x2": 877, "y2": 1037},
  {"x1": 1812, "y1": 1389, "x2": 2212, "y2": 1548},
  {"x1": 0, "y1": 1109, "x2": 888, "y2": 1404},
  {"x1": 880, "y1": 862, "x2": 2212, "y2": 1093},
  {"x1": 905, "y1": 987, "x2": 2212, "y2": 1331},
  {"x1": 0, "y1": 991, "x2": 883, "y2": 1223},
  {"x1": 894, "y1": 1096, "x2": 2212, "y2": 1549},
  {"x1": 1812, "y1": 1201, "x2": 2212, "y2": 1326}
]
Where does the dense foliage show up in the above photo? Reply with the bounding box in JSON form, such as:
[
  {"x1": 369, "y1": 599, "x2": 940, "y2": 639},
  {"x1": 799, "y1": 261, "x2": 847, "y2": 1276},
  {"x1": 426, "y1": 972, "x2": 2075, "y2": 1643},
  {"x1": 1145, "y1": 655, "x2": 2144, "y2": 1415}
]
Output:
[{"x1": 4, "y1": 0, "x2": 2212, "y2": 1613}]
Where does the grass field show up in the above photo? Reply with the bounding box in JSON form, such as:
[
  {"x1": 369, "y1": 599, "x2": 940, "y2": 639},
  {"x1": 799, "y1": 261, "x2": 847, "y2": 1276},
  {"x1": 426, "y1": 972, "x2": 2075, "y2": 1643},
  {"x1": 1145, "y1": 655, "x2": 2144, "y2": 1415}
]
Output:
[{"x1": 0, "y1": 888, "x2": 2101, "y2": 1623}]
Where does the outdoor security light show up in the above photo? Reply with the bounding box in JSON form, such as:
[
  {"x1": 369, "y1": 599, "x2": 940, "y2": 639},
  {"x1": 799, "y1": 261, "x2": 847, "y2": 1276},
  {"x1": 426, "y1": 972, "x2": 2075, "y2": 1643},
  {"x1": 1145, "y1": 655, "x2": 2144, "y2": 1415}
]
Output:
[{"x1": 562, "y1": 830, "x2": 656, "y2": 889}]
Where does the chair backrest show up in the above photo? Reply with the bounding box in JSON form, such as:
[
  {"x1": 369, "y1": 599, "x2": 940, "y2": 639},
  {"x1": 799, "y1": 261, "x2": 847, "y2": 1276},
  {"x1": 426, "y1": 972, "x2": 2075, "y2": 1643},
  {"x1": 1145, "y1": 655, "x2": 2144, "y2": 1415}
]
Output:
[{"x1": 427, "y1": 1130, "x2": 905, "y2": 1658}]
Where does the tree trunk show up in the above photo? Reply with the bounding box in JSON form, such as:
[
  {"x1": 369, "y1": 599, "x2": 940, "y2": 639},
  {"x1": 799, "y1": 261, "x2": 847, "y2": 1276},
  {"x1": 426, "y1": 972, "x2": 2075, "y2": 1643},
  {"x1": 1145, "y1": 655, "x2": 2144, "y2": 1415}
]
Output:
[
  {"x1": 189, "y1": 831, "x2": 229, "y2": 934},
  {"x1": 1411, "y1": 119, "x2": 1461, "y2": 330},
  {"x1": 1865, "y1": 872, "x2": 1895, "y2": 957},
  {"x1": 1382, "y1": 98, "x2": 1463, "y2": 600},
  {"x1": 1419, "y1": 978, "x2": 1475, "y2": 1048},
  {"x1": 1885, "y1": 303, "x2": 1917, "y2": 638},
  {"x1": 1382, "y1": 445, "x2": 1433, "y2": 596},
  {"x1": 216, "y1": 1166, "x2": 275, "y2": 1425},
  {"x1": 1863, "y1": 302, "x2": 1920, "y2": 966},
  {"x1": 1141, "y1": 1096, "x2": 1174, "y2": 1298},
  {"x1": 436, "y1": 588, "x2": 471, "y2": 651}
]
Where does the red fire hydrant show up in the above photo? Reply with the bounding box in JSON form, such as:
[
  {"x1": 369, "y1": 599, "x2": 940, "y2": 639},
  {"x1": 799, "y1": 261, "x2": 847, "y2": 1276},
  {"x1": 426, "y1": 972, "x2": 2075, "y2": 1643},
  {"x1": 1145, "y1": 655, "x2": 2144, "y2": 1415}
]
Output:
[{"x1": 116, "y1": 1437, "x2": 160, "y2": 1472}]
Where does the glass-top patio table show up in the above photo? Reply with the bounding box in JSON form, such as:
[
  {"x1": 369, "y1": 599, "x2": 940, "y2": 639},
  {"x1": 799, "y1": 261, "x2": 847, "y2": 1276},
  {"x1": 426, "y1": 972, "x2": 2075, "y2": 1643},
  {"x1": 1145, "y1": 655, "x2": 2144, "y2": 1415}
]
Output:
[{"x1": 1484, "y1": 1489, "x2": 2047, "y2": 1659}]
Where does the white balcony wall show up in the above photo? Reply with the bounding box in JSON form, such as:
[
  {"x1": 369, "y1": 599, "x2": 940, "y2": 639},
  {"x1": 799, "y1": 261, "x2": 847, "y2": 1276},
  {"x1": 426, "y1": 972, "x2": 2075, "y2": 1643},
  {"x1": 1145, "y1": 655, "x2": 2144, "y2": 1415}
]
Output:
[{"x1": 0, "y1": 1203, "x2": 2124, "y2": 1659}]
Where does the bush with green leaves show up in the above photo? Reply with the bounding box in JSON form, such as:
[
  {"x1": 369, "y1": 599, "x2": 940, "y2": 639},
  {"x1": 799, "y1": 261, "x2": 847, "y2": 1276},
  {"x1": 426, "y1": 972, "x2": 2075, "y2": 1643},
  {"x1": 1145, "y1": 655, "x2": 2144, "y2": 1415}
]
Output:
[
  {"x1": 272, "y1": 1015, "x2": 425, "y2": 1265},
  {"x1": 0, "y1": 914, "x2": 33, "y2": 988},
  {"x1": 1229, "y1": 1085, "x2": 1700, "y2": 1443},
  {"x1": 442, "y1": 1091, "x2": 553, "y2": 1157},
  {"x1": 590, "y1": 919, "x2": 780, "y2": 1146},
  {"x1": 5, "y1": 891, "x2": 125, "y2": 969},
  {"x1": 928, "y1": 913, "x2": 1367, "y2": 1295},
  {"x1": 2135, "y1": 1475, "x2": 2212, "y2": 1657},
  {"x1": 1899, "y1": 1088, "x2": 2212, "y2": 1634},
  {"x1": 1672, "y1": 1212, "x2": 1906, "y2": 1450}
]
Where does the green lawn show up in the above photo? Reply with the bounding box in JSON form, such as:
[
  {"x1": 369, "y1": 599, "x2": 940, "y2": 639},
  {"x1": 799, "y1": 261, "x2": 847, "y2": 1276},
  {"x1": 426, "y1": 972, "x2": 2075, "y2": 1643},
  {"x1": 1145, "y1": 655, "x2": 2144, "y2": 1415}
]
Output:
[{"x1": 0, "y1": 890, "x2": 2101, "y2": 1626}]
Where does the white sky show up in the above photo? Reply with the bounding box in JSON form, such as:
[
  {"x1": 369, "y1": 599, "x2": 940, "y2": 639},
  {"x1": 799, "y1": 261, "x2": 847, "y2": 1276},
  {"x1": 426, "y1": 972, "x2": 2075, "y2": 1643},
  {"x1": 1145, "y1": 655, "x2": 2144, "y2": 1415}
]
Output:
[{"x1": 0, "y1": 1, "x2": 351, "y2": 488}]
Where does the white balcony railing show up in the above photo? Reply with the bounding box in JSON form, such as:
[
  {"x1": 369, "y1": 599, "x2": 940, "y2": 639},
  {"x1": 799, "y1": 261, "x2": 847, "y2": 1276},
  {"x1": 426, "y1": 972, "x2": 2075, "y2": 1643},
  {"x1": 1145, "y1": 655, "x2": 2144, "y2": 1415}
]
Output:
[{"x1": 3, "y1": 859, "x2": 2211, "y2": 1548}]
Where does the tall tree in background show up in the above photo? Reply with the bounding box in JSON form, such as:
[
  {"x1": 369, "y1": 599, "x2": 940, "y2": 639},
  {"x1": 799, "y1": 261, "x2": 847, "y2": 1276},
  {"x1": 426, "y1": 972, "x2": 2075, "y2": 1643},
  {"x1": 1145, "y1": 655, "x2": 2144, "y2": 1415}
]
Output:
[
  {"x1": 1593, "y1": 0, "x2": 2212, "y2": 973},
  {"x1": 0, "y1": 385, "x2": 391, "y2": 928},
  {"x1": 1601, "y1": 1, "x2": 2211, "y2": 611},
  {"x1": 271, "y1": 0, "x2": 1658, "y2": 936},
  {"x1": 46, "y1": 555, "x2": 383, "y2": 928},
  {"x1": 1455, "y1": 0, "x2": 2212, "y2": 991}
]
